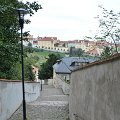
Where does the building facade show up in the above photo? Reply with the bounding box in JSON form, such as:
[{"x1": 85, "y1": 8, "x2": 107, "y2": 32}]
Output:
[{"x1": 26, "y1": 35, "x2": 120, "y2": 55}]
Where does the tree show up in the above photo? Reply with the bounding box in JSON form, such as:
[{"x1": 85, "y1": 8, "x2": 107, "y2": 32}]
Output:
[
  {"x1": 25, "y1": 42, "x2": 33, "y2": 53},
  {"x1": 28, "y1": 42, "x2": 32, "y2": 47},
  {"x1": 77, "y1": 48, "x2": 84, "y2": 58},
  {"x1": 0, "y1": 0, "x2": 42, "y2": 79},
  {"x1": 24, "y1": 62, "x2": 35, "y2": 81},
  {"x1": 100, "y1": 46, "x2": 113, "y2": 59},
  {"x1": 38, "y1": 54, "x2": 61, "y2": 79},
  {"x1": 69, "y1": 47, "x2": 84, "y2": 57},
  {"x1": 95, "y1": 5, "x2": 120, "y2": 53}
]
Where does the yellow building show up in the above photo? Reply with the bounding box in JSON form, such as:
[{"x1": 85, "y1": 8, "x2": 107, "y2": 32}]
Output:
[
  {"x1": 37, "y1": 37, "x2": 57, "y2": 49},
  {"x1": 75, "y1": 40, "x2": 96, "y2": 52}
]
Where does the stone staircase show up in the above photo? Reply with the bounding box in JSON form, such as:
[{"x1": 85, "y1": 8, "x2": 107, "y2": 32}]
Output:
[{"x1": 8, "y1": 85, "x2": 69, "y2": 120}]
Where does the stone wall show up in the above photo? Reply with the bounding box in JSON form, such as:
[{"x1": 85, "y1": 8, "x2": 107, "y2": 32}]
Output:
[
  {"x1": 53, "y1": 74, "x2": 63, "y2": 88},
  {"x1": 69, "y1": 54, "x2": 120, "y2": 120},
  {"x1": 53, "y1": 74, "x2": 70, "y2": 95},
  {"x1": 0, "y1": 80, "x2": 40, "y2": 120},
  {"x1": 62, "y1": 81, "x2": 70, "y2": 95}
]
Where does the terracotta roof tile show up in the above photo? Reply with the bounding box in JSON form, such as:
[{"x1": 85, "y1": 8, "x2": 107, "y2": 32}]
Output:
[{"x1": 38, "y1": 37, "x2": 57, "y2": 41}]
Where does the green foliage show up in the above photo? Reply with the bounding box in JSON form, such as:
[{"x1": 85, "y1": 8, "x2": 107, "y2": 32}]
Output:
[
  {"x1": 28, "y1": 42, "x2": 32, "y2": 47},
  {"x1": 0, "y1": 44, "x2": 21, "y2": 79},
  {"x1": 0, "y1": 0, "x2": 41, "y2": 80},
  {"x1": 24, "y1": 61, "x2": 35, "y2": 81},
  {"x1": 24, "y1": 45, "x2": 33, "y2": 54},
  {"x1": 77, "y1": 48, "x2": 84, "y2": 57},
  {"x1": 100, "y1": 46, "x2": 113, "y2": 59},
  {"x1": 69, "y1": 47, "x2": 84, "y2": 57},
  {"x1": 8, "y1": 58, "x2": 36, "y2": 81},
  {"x1": 95, "y1": 5, "x2": 120, "y2": 53},
  {"x1": 38, "y1": 54, "x2": 61, "y2": 80},
  {"x1": 7, "y1": 63, "x2": 21, "y2": 80},
  {"x1": 27, "y1": 49, "x2": 65, "y2": 67}
]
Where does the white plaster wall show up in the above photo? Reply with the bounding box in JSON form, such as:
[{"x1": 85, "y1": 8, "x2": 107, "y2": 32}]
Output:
[
  {"x1": 0, "y1": 80, "x2": 40, "y2": 120},
  {"x1": 25, "y1": 82, "x2": 40, "y2": 102}
]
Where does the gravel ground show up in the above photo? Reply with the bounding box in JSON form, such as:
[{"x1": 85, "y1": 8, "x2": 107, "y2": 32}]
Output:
[{"x1": 8, "y1": 85, "x2": 69, "y2": 120}]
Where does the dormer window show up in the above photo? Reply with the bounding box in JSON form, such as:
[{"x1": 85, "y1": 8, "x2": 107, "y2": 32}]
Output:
[
  {"x1": 75, "y1": 62, "x2": 80, "y2": 66},
  {"x1": 70, "y1": 62, "x2": 75, "y2": 66},
  {"x1": 70, "y1": 61, "x2": 82, "y2": 66}
]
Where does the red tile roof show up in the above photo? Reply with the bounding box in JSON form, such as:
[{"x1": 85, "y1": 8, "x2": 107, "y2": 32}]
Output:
[{"x1": 38, "y1": 37, "x2": 57, "y2": 41}]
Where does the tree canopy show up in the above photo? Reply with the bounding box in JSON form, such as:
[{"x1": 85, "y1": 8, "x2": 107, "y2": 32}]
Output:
[
  {"x1": 69, "y1": 47, "x2": 84, "y2": 57},
  {"x1": 95, "y1": 5, "x2": 120, "y2": 53},
  {"x1": 38, "y1": 54, "x2": 61, "y2": 80},
  {"x1": 0, "y1": 0, "x2": 42, "y2": 79},
  {"x1": 100, "y1": 46, "x2": 113, "y2": 59}
]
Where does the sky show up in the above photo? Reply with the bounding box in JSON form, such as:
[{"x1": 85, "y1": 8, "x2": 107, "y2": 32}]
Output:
[{"x1": 22, "y1": 0, "x2": 120, "y2": 40}]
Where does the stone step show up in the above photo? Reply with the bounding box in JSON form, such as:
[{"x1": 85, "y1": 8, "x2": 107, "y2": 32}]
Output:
[
  {"x1": 40, "y1": 95, "x2": 68, "y2": 101},
  {"x1": 27, "y1": 101, "x2": 69, "y2": 120},
  {"x1": 8, "y1": 85, "x2": 69, "y2": 120},
  {"x1": 42, "y1": 85, "x2": 55, "y2": 89},
  {"x1": 41, "y1": 88, "x2": 64, "y2": 96},
  {"x1": 9, "y1": 101, "x2": 69, "y2": 120}
]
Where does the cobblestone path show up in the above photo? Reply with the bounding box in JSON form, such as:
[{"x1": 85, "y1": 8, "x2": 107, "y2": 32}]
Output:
[{"x1": 8, "y1": 85, "x2": 69, "y2": 120}]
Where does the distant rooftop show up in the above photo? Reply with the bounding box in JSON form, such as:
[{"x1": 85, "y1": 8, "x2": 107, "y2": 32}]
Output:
[
  {"x1": 53, "y1": 57, "x2": 96, "y2": 74},
  {"x1": 38, "y1": 37, "x2": 57, "y2": 41}
]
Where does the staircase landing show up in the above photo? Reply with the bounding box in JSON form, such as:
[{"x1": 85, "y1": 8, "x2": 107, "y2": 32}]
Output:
[{"x1": 8, "y1": 85, "x2": 69, "y2": 120}]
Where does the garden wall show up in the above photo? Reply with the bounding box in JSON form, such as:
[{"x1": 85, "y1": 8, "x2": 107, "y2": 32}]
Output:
[
  {"x1": 0, "y1": 80, "x2": 40, "y2": 120},
  {"x1": 69, "y1": 54, "x2": 120, "y2": 120}
]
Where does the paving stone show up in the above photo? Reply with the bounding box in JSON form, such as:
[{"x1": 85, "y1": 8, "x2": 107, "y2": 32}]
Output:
[{"x1": 8, "y1": 85, "x2": 69, "y2": 120}]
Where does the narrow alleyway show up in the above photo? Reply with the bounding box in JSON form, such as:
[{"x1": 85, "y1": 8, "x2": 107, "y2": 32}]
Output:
[{"x1": 8, "y1": 85, "x2": 69, "y2": 120}]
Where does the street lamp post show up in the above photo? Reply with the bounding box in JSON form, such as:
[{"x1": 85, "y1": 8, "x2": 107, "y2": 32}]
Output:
[
  {"x1": 16, "y1": 8, "x2": 28, "y2": 120},
  {"x1": 41, "y1": 79, "x2": 42, "y2": 91}
]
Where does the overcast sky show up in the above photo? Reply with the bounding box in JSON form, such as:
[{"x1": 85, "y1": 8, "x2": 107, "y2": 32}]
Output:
[{"x1": 22, "y1": 0, "x2": 120, "y2": 40}]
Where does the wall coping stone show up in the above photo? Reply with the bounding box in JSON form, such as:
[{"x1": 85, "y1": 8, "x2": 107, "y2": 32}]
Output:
[
  {"x1": 72, "y1": 53, "x2": 120, "y2": 72},
  {"x1": 0, "y1": 79, "x2": 40, "y2": 83}
]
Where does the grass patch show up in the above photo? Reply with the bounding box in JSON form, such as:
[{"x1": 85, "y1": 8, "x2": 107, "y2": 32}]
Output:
[{"x1": 27, "y1": 50, "x2": 65, "y2": 67}]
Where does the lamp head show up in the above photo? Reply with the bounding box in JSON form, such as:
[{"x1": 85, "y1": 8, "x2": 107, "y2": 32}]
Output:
[
  {"x1": 16, "y1": 8, "x2": 28, "y2": 19},
  {"x1": 16, "y1": 8, "x2": 28, "y2": 29}
]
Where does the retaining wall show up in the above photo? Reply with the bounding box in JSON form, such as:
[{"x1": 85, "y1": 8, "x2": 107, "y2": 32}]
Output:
[
  {"x1": 53, "y1": 74, "x2": 70, "y2": 95},
  {"x1": 0, "y1": 80, "x2": 40, "y2": 120},
  {"x1": 69, "y1": 54, "x2": 120, "y2": 120}
]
